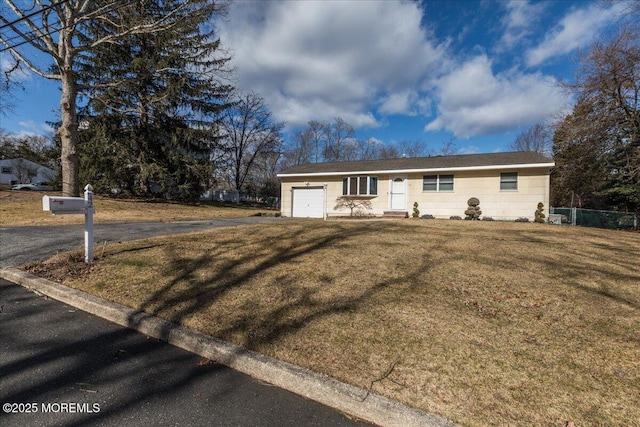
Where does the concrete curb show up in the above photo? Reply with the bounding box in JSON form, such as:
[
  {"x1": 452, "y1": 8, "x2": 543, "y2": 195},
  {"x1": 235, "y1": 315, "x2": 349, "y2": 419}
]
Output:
[{"x1": 1, "y1": 268, "x2": 459, "y2": 427}]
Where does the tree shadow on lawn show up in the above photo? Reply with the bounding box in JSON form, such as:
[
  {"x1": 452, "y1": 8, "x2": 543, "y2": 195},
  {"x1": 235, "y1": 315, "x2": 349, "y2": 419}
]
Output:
[
  {"x1": 468, "y1": 225, "x2": 640, "y2": 310},
  {"x1": 107, "y1": 221, "x2": 640, "y2": 426},
  {"x1": 127, "y1": 221, "x2": 444, "y2": 352},
  {"x1": 539, "y1": 243, "x2": 639, "y2": 310}
]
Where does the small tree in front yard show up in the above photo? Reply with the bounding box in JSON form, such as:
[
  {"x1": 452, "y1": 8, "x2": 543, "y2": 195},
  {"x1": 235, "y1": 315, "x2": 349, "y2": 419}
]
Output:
[
  {"x1": 12, "y1": 159, "x2": 38, "y2": 183},
  {"x1": 464, "y1": 197, "x2": 482, "y2": 220},
  {"x1": 535, "y1": 202, "x2": 546, "y2": 223},
  {"x1": 335, "y1": 197, "x2": 373, "y2": 217},
  {"x1": 412, "y1": 202, "x2": 420, "y2": 218}
]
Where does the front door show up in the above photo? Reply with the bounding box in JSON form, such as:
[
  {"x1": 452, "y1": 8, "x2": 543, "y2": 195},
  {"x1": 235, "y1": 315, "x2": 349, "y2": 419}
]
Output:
[{"x1": 390, "y1": 177, "x2": 406, "y2": 210}]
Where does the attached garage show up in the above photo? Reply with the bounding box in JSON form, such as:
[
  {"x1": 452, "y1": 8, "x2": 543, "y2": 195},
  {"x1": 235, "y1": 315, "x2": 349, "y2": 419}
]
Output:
[{"x1": 291, "y1": 187, "x2": 325, "y2": 218}]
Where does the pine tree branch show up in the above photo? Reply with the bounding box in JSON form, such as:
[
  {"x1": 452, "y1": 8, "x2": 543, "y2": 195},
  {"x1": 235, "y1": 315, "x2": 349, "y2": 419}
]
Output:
[{"x1": 78, "y1": 1, "x2": 193, "y2": 54}]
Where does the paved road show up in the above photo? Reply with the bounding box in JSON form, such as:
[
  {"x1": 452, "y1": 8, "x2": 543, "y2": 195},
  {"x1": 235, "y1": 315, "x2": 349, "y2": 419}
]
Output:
[
  {"x1": 0, "y1": 279, "x2": 370, "y2": 427},
  {"x1": 1, "y1": 218, "x2": 373, "y2": 426},
  {"x1": 0, "y1": 217, "x2": 284, "y2": 268}
]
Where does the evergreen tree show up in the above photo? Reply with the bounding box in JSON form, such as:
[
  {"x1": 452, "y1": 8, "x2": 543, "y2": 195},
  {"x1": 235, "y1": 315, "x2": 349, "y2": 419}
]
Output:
[
  {"x1": 551, "y1": 99, "x2": 608, "y2": 209},
  {"x1": 76, "y1": 0, "x2": 233, "y2": 200}
]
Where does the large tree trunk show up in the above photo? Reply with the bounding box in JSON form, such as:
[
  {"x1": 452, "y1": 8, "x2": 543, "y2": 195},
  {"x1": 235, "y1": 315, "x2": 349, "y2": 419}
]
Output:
[
  {"x1": 57, "y1": 4, "x2": 80, "y2": 197},
  {"x1": 60, "y1": 69, "x2": 80, "y2": 197}
]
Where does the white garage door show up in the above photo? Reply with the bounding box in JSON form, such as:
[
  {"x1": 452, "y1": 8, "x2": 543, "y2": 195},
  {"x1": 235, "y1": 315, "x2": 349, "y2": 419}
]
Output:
[{"x1": 292, "y1": 187, "x2": 324, "y2": 218}]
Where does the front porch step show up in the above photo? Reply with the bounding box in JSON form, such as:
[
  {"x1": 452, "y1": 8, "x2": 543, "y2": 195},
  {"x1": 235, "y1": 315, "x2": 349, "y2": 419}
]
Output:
[{"x1": 382, "y1": 211, "x2": 409, "y2": 219}]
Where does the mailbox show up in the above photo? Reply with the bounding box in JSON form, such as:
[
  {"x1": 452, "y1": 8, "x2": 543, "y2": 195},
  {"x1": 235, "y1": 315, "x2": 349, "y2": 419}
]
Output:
[
  {"x1": 43, "y1": 195, "x2": 88, "y2": 215},
  {"x1": 42, "y1": 185, "x2": 95, "y2": 263}
]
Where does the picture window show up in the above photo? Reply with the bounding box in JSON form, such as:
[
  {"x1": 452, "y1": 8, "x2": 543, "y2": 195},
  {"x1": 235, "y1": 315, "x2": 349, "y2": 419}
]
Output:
[{"x1": 342, "y1": 176, "x2": 378, "y2": 196}]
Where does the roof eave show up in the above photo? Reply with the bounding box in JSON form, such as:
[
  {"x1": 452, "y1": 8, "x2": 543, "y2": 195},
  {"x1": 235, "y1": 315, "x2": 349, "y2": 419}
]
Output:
[{"x1": 277, "y1": 162, "x2": 556, "y2": 178}]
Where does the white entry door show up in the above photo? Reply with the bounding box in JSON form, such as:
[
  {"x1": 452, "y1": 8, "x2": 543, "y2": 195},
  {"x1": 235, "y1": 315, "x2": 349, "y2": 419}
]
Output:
[{"x1": 390, "y1": 177, "x2": 406, "y2": 210}]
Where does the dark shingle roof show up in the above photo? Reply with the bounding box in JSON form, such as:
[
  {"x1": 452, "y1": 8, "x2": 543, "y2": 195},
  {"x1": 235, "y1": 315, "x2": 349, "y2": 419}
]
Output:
[{"x1": 278, "y1": 151, "x2": 553, "y2": 176}]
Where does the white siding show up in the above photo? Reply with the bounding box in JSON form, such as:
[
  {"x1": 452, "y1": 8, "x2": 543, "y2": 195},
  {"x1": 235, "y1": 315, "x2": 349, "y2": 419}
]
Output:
[{"x1": 281, "y1": 167, "x2": 551, "y2": 221}]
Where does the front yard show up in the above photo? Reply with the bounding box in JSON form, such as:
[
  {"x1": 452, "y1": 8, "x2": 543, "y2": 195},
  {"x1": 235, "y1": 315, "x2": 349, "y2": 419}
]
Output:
[
  {"x1": 23, "y1": 219, "x2": 640, "y2": 426},
  {"x1": 0, "y1": 190, "x2": 271, "y2": 226}
]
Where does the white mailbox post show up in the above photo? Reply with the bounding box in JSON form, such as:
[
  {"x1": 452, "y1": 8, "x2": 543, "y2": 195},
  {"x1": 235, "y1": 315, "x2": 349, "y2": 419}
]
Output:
[{"x1": 43, "y1": 184, "x2": 95, "y2": 263}]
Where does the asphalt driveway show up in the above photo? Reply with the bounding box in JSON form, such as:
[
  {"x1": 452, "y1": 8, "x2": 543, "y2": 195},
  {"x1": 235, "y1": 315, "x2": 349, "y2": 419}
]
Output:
[{"x1": 0, "y1": 217, "x2": 284, "y2": 268}]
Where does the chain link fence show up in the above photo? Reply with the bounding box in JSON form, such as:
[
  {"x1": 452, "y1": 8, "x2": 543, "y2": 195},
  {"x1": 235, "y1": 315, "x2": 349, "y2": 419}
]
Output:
[{"x1": 550, "y1": 207, "x2": 638, "y2": 230}]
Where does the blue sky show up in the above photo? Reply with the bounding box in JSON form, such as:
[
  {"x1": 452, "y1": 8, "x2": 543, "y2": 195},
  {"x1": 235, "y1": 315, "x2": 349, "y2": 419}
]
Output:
[{"x1": 0, "y1": 0, "x2": 633, "y2": 155}]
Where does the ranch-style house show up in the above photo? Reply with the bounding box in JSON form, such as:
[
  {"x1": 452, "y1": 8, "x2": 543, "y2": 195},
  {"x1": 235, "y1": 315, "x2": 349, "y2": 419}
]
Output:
[{"x1": 277, "y1": 151, "x2": 554, "y2": 220}]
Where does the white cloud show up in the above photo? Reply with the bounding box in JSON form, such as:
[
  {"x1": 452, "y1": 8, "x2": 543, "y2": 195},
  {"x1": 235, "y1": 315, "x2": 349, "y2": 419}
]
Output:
[
  {"x1": 526, "y1": 2, "x2": 626, "y2": 67},
  {"x1": 497, "y1": 0, "x2": 545, "y2": 50},
  {"x1": 218, "y1": 0, "x2": 448, "y2": 128},
  {"x1": 216, "y1": 0, "x2": 596, "y2": 143},
  {"x1": 378, "y1": 91, "x2": 416, "y2": 116},
  {"x1": 378, "y1": 90, "x2": 431, "y2": 116},
  {"x1": 457, "y1": 145, "x2": 480, "y2": 155},
  {"x1": 17, "y1": 120, "x2": 54, "y2": 134},
  {"x1": 425, "y1": 55, "x2": 568, "y2": 138}
]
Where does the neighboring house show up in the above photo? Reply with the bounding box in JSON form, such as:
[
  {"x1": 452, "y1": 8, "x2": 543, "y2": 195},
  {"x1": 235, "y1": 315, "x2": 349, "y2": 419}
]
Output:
[
  {"x1": 0, "y1": 158, "x2": 56, "y2": 185},
  {"x1": 277, "y1": 151, "x2": 554, "y2": 220}
]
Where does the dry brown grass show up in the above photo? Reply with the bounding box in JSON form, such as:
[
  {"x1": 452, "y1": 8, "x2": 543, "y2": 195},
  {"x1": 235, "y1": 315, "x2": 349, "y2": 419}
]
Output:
[
  {"x1": 24, "y1": 220, "x2": 640, "y2": 427},
  {"x1": 0, "y1": 190, "x2": 270, "y2": 226}
]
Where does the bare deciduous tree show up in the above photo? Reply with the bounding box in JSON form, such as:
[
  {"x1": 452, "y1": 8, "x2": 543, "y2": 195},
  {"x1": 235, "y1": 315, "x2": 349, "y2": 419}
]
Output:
[
  {"x1": 396, "y1": 139, "x2": 430, "y2": 158},
  {"x1": 11, "y1": 158, "x2": 38, "y2": 183},
  {"x1": 323, "y1": 118, "x2": 356, "y2": 162},
  {"x1": 437, "y1": 138, "x2": 457, "y2": 156},
  {"x1": 377, "y1": 144, "x2": 401, "y2": 159},
  {"x1": 219, "y1": 91, "x2": 284, "y2": 192},
  {"x1": 280, "y1": 120, "x2": 432, "y2": 166},
  {"x1": 281, "y1": 128, "x2": 314, "y2": 168},
  {"x1": 510, "y1": 123, "x2": 552, "y2": 156},
  {"x1": 307, "y1": 120, "x2": 329, "y2": 163},
  {"x1": 0, "y1": 131, "x2": 55, "y2": 165},
  {"x1": 356, "y1": 138, "x2": 384, "y2": 160},
  {"x1": 0, "y1": 58, "x2": 24, "y2": 117}
]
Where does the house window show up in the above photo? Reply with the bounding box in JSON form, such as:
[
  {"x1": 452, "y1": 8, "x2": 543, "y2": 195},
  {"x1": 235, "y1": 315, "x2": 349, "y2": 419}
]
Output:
[
  {"x1": 342, "y1": 176, "x2": 378, "y2": 196},
  {"x1": 500, "y1": 172, "x2": 518, "y2": 190},
  {"x1": 423, "y1": 174, "x2": 454, "y2": 192},
  {"x1": 369, "y1": 177, "x2": 377, "y2": 195},
  {"x1": 1, "y1": 166, "x2": 11, "y2": 174},
  {"x1": 439, "y1": 175, "x2": 454, "y2": 191},
  {"x1": 423, "y1": 175, "x2": 437, "y2": 191}
]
